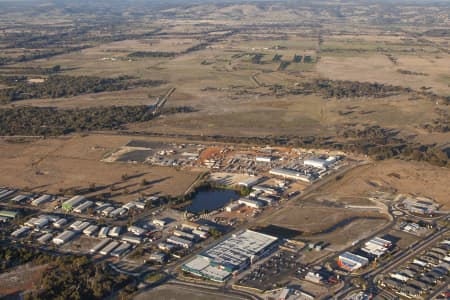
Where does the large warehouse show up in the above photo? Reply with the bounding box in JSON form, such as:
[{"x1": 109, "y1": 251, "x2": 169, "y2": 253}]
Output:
[
  {"x1": 338, "y1": 252, "x2": 369, "y2": 272},
  {"x1": 62, "y1": 195, "x2": 86, "y2": 211},
  {"x1": 269, "y1": 168, "x2": 312, "y2": 183},
  {"x1": 182, "y1": 230, "x2": 278, "y2": 282}
]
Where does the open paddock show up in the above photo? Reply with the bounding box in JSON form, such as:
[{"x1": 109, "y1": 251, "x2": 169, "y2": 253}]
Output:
[{"x1": 0, "y1": 134, "x2": 200, "y2": 202}]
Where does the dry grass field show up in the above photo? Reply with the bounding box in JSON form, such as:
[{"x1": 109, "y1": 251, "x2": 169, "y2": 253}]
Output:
[
  {"x1": 255, "y1": 202, "x2": 389, "y2": 250},
  {"x1": 3, "y1": 28, "x2": 448, "y2": 148},
  {"x1": 317, "y1": 54, "x2": 450, "y2": 95},
  {"x1": 0, "y1": 135, "x2": 199, "y2": 202},
  {"x1": 308, "y1": 217, "x2": 389, "y2": 251},
  {"x1": 256, "y1": 204, "x2": 388, "y2": 235}
]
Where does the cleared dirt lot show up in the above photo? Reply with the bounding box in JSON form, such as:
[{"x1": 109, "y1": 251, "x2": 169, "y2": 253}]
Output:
[
  {"x1": 307, "y1": 217, "x2": 389, "y2": 251},
  {"x1": 0, "y1": 134, "x2": 199, "y2": 202},
  {"x1": 310, "y1": 160, "x2": 450, "y2": 210},
  {"x1": 257, "y1": 203, "x2": 386, "y2": 233}
]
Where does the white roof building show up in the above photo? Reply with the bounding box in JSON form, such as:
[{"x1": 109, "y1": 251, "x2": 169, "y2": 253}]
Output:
[
  {"x1": 182, "y1": 230, "x2": 278, "y2": 282},
  {"x1": 269, "y1": 168, "x2": 312, "y2": 183},
  {"x1": 53, "y1": 230, "x2": 77, "y2": 246},
  {"x1": 303, "y1": 158, "x2": 329, "y2": 169},
  {"x1": 225, "y1": 202, "x2": 243, "y2": 212},
  {"x1": 238, "y1": 198, "x2": 264, "y2": 208}
]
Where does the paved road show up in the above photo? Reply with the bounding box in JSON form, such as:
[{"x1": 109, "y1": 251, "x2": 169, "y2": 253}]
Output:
[{"x1": 368, "y1": 227, "x2": 448, "y2": 280}]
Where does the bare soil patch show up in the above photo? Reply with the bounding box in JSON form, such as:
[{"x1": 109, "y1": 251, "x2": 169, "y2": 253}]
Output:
[{"x1": 312, "y1": 160, "x2": 450, "y2": 210}]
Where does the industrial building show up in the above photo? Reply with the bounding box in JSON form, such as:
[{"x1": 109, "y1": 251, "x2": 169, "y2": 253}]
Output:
[
  {"x1": 158, "y1": 242, "x2": 175, "y2": 252},
  {"x1": 10, "y1": 194, "x2": 29, "y2": 203},
  {"x1": 111, "y1": 242, "x2": 131, "y2": 257},
  {"x1": 305, "y1": 271, "x2": 324, "y2": 284},
  {"x1": 249, "y1": 190, "x2": 263, "y2": 198},
  {"x1": 238, "y1": 198, "x2": 264, "y2": 209},
  {"x1": 100, "y1": 241, "x2": 119, "y2": 255},
  {"x1": 83, "y1": 225, "x2": 98, "y2": 236},
  {"x1": 122, "y1": 202, "x2": 136, "y2": 210},
  {"x1": 109, "y1": 226, "x2": 122, "y2": 237},
  {"x1": 53, "y1": 230, "x2": 77, "y2": 246},
  {"x1": 225, "y1": 202, "x2": 243, "y2": 212},
  {"x1": 361, "y1": 237, "x2": 392, "y2": 258},
  {"x1": 252, "y1": 185, "x2": 278, "y2": 195},
  {"x1": 174, "y1": 229, "x2": 198, "y2": 241},
  {"x1": 62, "y1": 195, "x2": 86, "y2": 211},
  {"x1": 90, "y1": 238, "x2": 111, "y2": 254},
  {"x1": 0, "y1": 210, "x2": 18, "y2": 220},
  {"x1": 181, "y1": 222, "x2": 200, "y2": 231},
  {"x1": 70, "y1": 220, "x2": 90, "y2": 232},
  {"x1": 24, "y1": 217, "x2": 49, "y2": 229},
  {"x1": 182, "y1": 230, "x2": 278, "y2": 282},
  {"x1": 338, "y1": 252, "x2": 369, "y2": 271},
  {"x1": 128, "y1": 225, "x2": 147, "y2": 236},
  {"x1": 303, "y1": 158, "x2": 330, "y2": 169},
  {"x1": 149, "y1": 252, "x2": 167, "y2": 264},
  {"x1": 32, "y1": 194, "x2": 53, "y2": 206},
  {"x1": 53, "y1": 218, "x2": 67, "y2": 228},
  {"x1": 109, "y1": 207, "x2": 127, "y2": 218},
  {"x1": 167, "y1": 236, "x2": 193, "y2": 249},
  {"x1": 11, "y1": 226, "x2": 31, "y2": 238},
  {"x1": 269, "y1": 168, "x2": 312, "y2": 183},
  {"x1": 153, "y1": 219, "x2": 167, "y2": 227},
  {"x1": 37, "y1": 233, "x2": 53, "y2": 244},
  {"x1": 95, "y1": 204, "x2": 111, "y2": 214},
  {"x1": 257, "y1": 195, "x2": 277, "y2": 205},
  {"x1": 0, "y1": 189, "x2": 16, "y2": 200},
  {"x1": 121, "y1": 234, "x2": 142, "y2": 245},
  {"x1": 402, "y1": 197, "x2": 440, "y2": 215},
  {"x1": 73, "y1": 201, "x2": 94, "y2": 214},
  {"x1": 101, "y1": 206, "x2": 114, "y2": 216},
  {"x1": 238, "y1": 176, "x2": 265, "y2": 188},
  {"x1": 109, "y1": 207, "x2": 127, "y2": 217},
  {"x1": 193, "y1": 229, "x2": 209, "y2": 239},
  {"x1": 98, "y1": 227, "x2": 109, "y2": 238}
]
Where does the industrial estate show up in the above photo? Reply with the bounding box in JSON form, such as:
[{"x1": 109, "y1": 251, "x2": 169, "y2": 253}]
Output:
[
  {"x1": 0, "y1": 0, "x2": 449, "y2": 299},
  {"x1": 1, "y1": 139, "x2": 449, "y2": 300}
]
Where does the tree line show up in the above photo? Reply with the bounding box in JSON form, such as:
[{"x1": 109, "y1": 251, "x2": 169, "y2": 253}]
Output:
[
  {"x1": 284, "y1": 79, "x2": 408, "y2": 99},
  {"x1": 0, "y1": 106, "x2": 156, "y2": 136},
  {"x1": 0, "y1": 46, "x2": 89, "y2": 66},
  {"x1": 128, "y1": 51, "x2": 177, "y2": 58},
  {"x1": 0, "y1": 75, "x2": 165, "y2": 103},
  {"x1": 25, "y1": 256, "x2": 131, "y2": 300},
  {"x1": 0, "y1": 104, "x2": 196, "y2": 136}
]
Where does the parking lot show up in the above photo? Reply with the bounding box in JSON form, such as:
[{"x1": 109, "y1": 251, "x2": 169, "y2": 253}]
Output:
[{"x1": 236, "y1": 250, "x2": 303, "y2": 291}]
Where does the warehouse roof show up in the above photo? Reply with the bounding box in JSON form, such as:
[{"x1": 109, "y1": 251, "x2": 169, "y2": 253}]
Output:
[
  {"x1": 201, "y1": 230, "x2": 278, "y2": 270},
  {"x1": 339, "y1": 252, "x2": 369, "y2": 265},
  {"x1": 0, "y1": 210, "x2": 18, "y2": 218}
]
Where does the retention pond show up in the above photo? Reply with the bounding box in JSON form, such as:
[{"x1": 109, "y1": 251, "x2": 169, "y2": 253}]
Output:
[{"x1": 184, "y1": 188, "x2": 240, "y2": 214}]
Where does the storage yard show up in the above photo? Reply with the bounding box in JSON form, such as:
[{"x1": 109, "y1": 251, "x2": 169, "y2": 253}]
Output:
[{"x1": 106, "y1": 140, "x2": 348, "y2": 182}]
